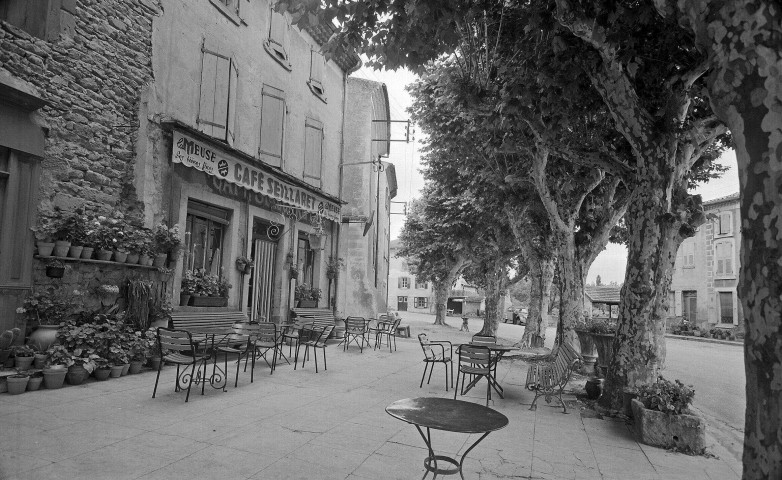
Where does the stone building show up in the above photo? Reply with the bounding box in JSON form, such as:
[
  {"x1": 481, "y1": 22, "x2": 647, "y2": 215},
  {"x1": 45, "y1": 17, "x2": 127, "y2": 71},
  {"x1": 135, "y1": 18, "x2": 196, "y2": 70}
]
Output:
[
  {"x1": 0, "y1": 0, "x2": 389, "y2": 332},
  {"x1": 669, "y1": 193, "x2": 742, "y2": 328}
]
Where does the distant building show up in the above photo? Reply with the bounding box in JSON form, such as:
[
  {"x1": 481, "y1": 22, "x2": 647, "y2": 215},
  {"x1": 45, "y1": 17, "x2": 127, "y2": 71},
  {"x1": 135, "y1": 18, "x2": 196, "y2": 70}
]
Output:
[
  {"x1": 670, "y1": 193, "x2": 741, "y2": 328},
  {"x1": 584, "y1": 285, "x2": 621, "y2": 320}
]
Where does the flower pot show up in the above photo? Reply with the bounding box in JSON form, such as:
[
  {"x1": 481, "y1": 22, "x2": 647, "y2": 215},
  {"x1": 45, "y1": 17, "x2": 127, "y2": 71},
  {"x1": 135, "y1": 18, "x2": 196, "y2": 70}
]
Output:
[
  {"x1": 128, "y1": 360, "x2": 144, "y2": 374},
  {"x1": 179, "y1": 293, "x2": 192, "y2": 306},
  {"x1": 26, "y1": 376, "x2": 43, "y2": 391},
  {"x1": 575, "y1": 330, "x2": 598, "y2": 375},
  {"x1": 153, "y1": 253, "x2": 168, "y2": 267},
  {"x1": 96, "y1": 249, "x2": 113, "y2": 261},
  {"x1": 120, "y1": 363, "x2": 130, "y2": 376},
  {"x1": 109, "y1": 365, "x2": 124, "y2": 378},
  {"x1": 81, "y1": 247, "x2": 95, "y2": 259},
  {"x1": 590, "y1": 333, "x2": 615, "y2": 377},
  {"x1": 149, "y1": 356, "x2": 161, "y2": 370},
  {"x1": 126, "y1": 252, "x2": 140, "y2": 264},
  {"x1": 190, "y1": 296, "x2": 227, "y2": 307},
  {"x1": 66, "y1": 364, "x2": 89, "y2": 385},
  {"x1": 139, "y1": 254, "x2": 151, "y2": 265},
  {"x1": 585, "y1": 378, "x2": 603, "y2": 400},
  {"x1": 68, "y1": 245, "x2": 84, "y2": 258},
  {"x1": 28, "y1": 324, "x2": 59, "y2": 352},
  {"x1": 7, "y1": 375, "x2": 29, "y2": 394},
  {"x1": 297, "y1": 300, "x2": 317, "y2": 308},
  {"x1": 37, "y1": 241, "x2": 55, "y2": 257},
  {"x1": 15, "y1": 355, "x2": 34, "y2": 370},
  {"x1": 94, "y1": 367, "x2": 112, "y2": 381},
  {"x1": 43, "y1": 366, "x2": 67, "y2": 389},
  {"x1": 46, "y1": 265, "x2": 66, "y2": 278},
  {"x1": 631, "y1": 399, "x2": 706, "y2": 454},
  {"x1": 114, "y1": 251, "x2": 128, "y2": 263},
  {"x1": 33, "y1": 353, "x2": 47, "y2": 369},
  {"x1": 54, "y1": 240, "x2": 71, "y2": 257}
]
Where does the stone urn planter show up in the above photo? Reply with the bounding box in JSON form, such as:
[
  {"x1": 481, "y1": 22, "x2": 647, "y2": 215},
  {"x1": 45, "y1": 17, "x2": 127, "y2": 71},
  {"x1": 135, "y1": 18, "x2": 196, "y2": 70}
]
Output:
[
  {"x1": 631, "y1": 399, "x2": 706, "y2": 454},
  {"x1": 575, "y1": 329, "x2": 598, "y2": 374},
  {"x1": 28, "y1": 324, "x2": 59, "y2": 352},
  {"x1": 590, "y1": 333, "x2": 615, "y2": 377}
]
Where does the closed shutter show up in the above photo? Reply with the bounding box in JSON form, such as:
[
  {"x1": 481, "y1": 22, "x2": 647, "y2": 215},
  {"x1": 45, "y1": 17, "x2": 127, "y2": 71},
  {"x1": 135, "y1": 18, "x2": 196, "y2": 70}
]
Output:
[
  {"x1": 259, "y1": 86, "x2": 285, "y2": 167},
  {"x1": 715, "y1": 242, "x2": 724, "y2": 275},
  {"x1": 226, "y1": 59, "x2": 238, "y2": 146},
  {"x1": 398, "y1": 277, "x2": 403, "y2": 288},
  {"x1": 304, "y1": 118, "x2": 322, "y2": 180},
  {"x1": 198, "y1": 44, "x2": 232, "y2": 142},
  {"x1": 0, "y1": 148, "x2": 39, "y2": 285}
]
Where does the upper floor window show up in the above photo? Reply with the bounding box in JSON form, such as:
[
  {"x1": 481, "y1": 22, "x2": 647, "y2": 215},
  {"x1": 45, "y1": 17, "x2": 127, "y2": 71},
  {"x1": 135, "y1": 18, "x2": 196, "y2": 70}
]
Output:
[
  {"x1": 259, "y1": 85, "x2": 285, "y2": 168},
  {"x1": 399, "y1": 277, "x2": 410, "y2": 289},
  {"x1": 415, "y1": 278, "x2": 428, "y2": 290},
  {"x1": 198, "y1": 43, "x2": 238, "y2": 146},
  {"x1": 714, "y1": 239, "x2": 735, "y2": 278},
  {"x1": 264, "y1": 8, "x2": 291, "y2": 70},
  {"x1": 304, "y1": 118, "x2": 323, "y2": 183},
  {"x1": 307, "y1": 50, "x2": 327, "y2": 102},
  {"x1": 210, "y1": 0, "x2": 243, "y2": 25},
  {"x1": 716, "y1": 211, "x2": 733, "y2": 236},
  {"x1": 681, "y1": 240, "x2": 695, "y2": 268}
]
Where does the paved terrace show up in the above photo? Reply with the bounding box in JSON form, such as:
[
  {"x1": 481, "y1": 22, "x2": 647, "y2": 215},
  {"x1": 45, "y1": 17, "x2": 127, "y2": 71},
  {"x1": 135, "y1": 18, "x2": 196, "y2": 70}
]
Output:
[{"x1": 1, "y1": 313, "x2": 741, "y2": 479}]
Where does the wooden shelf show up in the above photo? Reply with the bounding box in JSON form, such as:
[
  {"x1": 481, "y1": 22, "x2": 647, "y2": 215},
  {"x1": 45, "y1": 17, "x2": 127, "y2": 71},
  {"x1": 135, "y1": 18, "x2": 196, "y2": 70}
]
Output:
[{"x1": 35, "y1": 255, "x2": 167, "y2": 271}]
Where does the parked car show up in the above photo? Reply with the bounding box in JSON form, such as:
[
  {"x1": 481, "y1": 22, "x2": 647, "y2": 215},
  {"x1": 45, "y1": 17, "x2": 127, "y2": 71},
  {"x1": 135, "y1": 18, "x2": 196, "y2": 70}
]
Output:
[{"x1": 504, "y1": 307, "x2": 528, "y2": 325}]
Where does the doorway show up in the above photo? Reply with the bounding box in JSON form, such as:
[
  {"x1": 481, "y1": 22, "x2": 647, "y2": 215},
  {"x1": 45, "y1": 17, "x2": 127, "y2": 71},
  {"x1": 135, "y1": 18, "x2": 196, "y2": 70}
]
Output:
[
  {"x1": 682, "y1": 291, "x2": 697, "y2": 323},
  {"x1": 397, "y1": 296, "x2": 408, "y2": 311},
  {"x1": 247, "y1": 219, "x2": 281, "y2": 322}
]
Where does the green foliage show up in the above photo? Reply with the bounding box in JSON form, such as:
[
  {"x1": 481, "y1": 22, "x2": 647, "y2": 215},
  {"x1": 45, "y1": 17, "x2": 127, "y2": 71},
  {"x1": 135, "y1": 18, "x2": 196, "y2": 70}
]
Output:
[
  {"x1": 10, "y1": 344, "x2": 35, "y2": 357},
  {"x1": 153, "y1": 223, "x2": 182, "y2": 255},
  {"x1": 44, "y1": 345, "x2": 70, "y2": 367},
  {"x1": 181, "y1": 269, "x2": 231, "y2": 297},
  {"x1": 637, "y1": 376, "x2": 695, "y2": 415},
  {"x1": 56, "y1": 312, "x2": 134, "y2": 368},
  {"x1": 294, "y1": 283, "x2": 322, "y2": 301},
  {"x1": 325, "y1": 256, "x2": 345, "y2": 280},
  {"x1": 19, "y1": 286, "x2": 86, "y2": 326}
]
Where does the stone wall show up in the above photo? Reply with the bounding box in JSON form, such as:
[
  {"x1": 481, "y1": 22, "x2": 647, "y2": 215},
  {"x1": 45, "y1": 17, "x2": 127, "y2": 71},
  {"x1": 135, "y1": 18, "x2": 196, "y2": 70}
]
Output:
[{"x1": 0, "y1": 0, "x2": 157, "y2": 215}]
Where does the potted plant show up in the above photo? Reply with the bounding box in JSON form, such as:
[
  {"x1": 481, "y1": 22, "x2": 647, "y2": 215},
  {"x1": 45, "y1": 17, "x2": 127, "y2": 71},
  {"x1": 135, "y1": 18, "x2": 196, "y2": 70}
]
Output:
[
  {"x1": 31, "y1": 212, "x2": 60, "y2": 257},
  {"x1": 180, "y1": 270, "x2": 197, "y2": 306},
  {"x1": 153, "y1": 222, "x2": 182, "y2": 267},
  {"x1": 42, "y1": 345, "x2": 70, "y2": 389},
  {"x1": 93, "y1": 356, "x2": 112, "y2": 380},
  {"x1": 286, "y1": 252, "x2": 298, "y2": 279},
  {"x1": 0, "y1": 328, "x2": 21, "y2": 367},
  {"x1": 128, "y1": 330, "x2": 150, "y2": 374},
  {"x1": 145, "y1": 328, "x2": 162, "y2": 370},
  {"x1": 631, "y1": 376, "x2": 705, "y2": 454},
  {"x1": 12, "y1": 344, "x2": 35, "y2": 370},
  {"x1": 325, "y1": 256, "x2": 344, "y2": 308},
  {"x1": 294, "y1": 283, "x2": 321, "y2": 308},
  {"x1": 57, "y1": 316, "x2": 105, "y2": 384},
  {"x1": 62, "y1": 207, "x2": 90, "y2": 258},
  {"x1": 45, "y1": 259, "x2": 66, "y2": 278},
  {"x1": 7, "y1": 373, "x2": 30, "y2": 395},
  {"x1": 20, "y1": 287, "x2": 85, "y2": 352},
  {"x1": 88, "y1": 216, "x2": 115, "y2": 261},
  {"x1": 185, "y1": 269, "x2": 230, "y2": 306},
  {"x1": 48, "y1": 207, "x2": 73, "y2": 257},
  {"x1": 235, "y1": 255, "x2": 254, "y2": 275},
  {"x1": 26, "y1": 371, "x2": 44, "y2": 391}
]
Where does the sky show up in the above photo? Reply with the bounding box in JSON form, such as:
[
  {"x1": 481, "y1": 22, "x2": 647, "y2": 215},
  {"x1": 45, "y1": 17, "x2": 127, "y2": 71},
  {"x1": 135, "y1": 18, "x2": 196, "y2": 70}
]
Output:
[{"x1": 352, "y1": 66, "x2": 741, "y2": 285}]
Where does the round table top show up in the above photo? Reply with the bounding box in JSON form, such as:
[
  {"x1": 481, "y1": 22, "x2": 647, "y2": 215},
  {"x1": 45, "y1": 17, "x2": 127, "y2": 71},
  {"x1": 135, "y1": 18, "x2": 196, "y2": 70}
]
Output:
[
  {"x1": 468, "y1": 343, "x2": 516, "y2": 352},
  {"x1": 386, "y1": 397, "x2": 509, "y2": 434}
]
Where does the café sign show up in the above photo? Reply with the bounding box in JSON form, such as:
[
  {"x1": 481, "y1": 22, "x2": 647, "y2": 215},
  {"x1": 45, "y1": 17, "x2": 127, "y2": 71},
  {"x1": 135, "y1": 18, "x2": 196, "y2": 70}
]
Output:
[{"x1": 172, "y1": 130, "x2": 340, "y2": 222}]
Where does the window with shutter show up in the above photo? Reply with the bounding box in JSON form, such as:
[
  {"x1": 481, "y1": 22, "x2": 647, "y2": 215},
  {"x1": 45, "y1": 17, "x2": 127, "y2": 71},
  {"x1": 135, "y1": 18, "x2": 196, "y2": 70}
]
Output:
[
  {"x1": 198, "y1": 44, "x2": 237, "y2": 145},
  {"x1": 399, "y1": 277, "x2": 410, "y2": 289},
  {"x1": 307, "y1": 50, "x2": 327, "y2": 102},
  {"x1": 304, "y1": 118, "x2": 323, "y2": 182},
  {"x1": 210, "y1": 0, "x2": 242, "y2": 25},
  {"x1": 714, "y1": 240, "x2": 735, "y2": 278},
  {"x1": 681, "y1": 240, "x2": 695, "y2": 268},
  {"x1": 718, "y1": 211, "x2": 733, "y2": 236},
  {"x1": 259, "y1": 85, "x2": 285, "y2": 167},
  {"x1": 0, "y1": 147, "x2": 39, "y2": 286},
  {"x1": 265, "y1": 9, "x2": 291, "y2": 70}
]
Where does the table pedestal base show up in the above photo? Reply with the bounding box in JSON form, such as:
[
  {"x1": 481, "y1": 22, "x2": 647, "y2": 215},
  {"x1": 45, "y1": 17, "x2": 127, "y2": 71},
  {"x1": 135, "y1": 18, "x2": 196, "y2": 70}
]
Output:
[{"x1": 416, "y1": 426, "x2": 490, "y2": 480}]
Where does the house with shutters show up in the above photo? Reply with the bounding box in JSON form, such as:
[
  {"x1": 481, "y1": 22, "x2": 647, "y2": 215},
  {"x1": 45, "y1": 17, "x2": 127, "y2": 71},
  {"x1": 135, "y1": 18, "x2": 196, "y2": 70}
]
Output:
[
  {"x1": 0, "y1": 0, "x2": 389, "y2": 333},
  {"x1": 669, "y1": 193, "x2": 742, "y2": 328}
]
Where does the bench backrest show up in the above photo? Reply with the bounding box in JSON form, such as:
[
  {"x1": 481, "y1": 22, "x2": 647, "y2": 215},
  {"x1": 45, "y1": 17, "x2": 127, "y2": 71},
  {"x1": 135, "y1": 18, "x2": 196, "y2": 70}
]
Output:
[
  {"x1": 291, "y1": 308, "x2": 335, "y2": 331},
  {"x1": 170, "y1": 311, "x2": 249, "y2": 332}
]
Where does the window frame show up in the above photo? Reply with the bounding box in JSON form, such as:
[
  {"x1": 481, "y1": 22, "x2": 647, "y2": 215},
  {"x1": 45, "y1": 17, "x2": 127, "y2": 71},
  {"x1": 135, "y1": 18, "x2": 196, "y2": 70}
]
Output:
[
  {"x1": 716, "y1": 289, "x2": 737, "y2": 325},
  {"x1": 415, "y1": 278, "x2": 428, "y2": 290},
  {"x1": 307, "y1": 50, "x2": 327, "y2": 103},
  {"x1": 714, "y1": 239, "x2": 736, "y2": 279},
  {"x1": 259, "y1": 84, "x2": 286, "y2": 168},
  {"x1": 264, "y1": 7, "x2": 292, "y2": 70},
  {"x1": 399, "y1": 277, "x2": 410, "y2": 289},
  {"x1": 303, "y1": 118, "x2": 323, "y2": 184},
  {"x1": 716, "y1": 211, "x2": 733, "y2": 237},
  {"x1": 681, "y1": 240, "x2": 695, "y2": 268},
  {"x1": 183, "y1": 200, "x2": 231, "y2": 276},
  {"x1": 414, "y1": 297, "x2": 429, "y2": 309},
  {"x1": 209, "y1": 0, "x2": 245, "y2": 26}
]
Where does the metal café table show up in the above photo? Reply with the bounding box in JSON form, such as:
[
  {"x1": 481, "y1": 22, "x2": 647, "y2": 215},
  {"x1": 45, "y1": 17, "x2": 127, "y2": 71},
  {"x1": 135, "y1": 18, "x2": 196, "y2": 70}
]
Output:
[
  {"x1": 464, "y1": 343, "x2": 516, "y2": 399},
  {"x1": 386, "y1": 397, "x2": 509, "y2": 479},
  {"x1": 184, "y1": 327, "x2": 237, "y2": 391}
]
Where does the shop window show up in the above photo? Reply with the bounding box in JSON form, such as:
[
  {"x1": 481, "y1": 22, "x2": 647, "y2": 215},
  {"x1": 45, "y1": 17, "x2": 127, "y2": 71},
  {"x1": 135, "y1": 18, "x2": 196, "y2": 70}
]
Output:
[
  {"x1": 184, "y1": 200, "x2": 230, "y2": 275},
  {"x1": 398, "y1": 277, "x2": 410, "y2": 289},
  {"x1": 304, "y1": 118, "x2": 323, "y2": 183},
  {"x1": 259, "y1": 85, "x2": 285, "y2": 168},
  {"x1": 415, "y1": 278, "x2": 428, "y2": 290},
  {"x1": 264, "y1": 8, "x2": 291, "y2": 70},
  {"x1": 210, "y1": 0, "x2": 242, "y2": 25},
  {"x1": 307, "y1": 50, "x2": 327, "y2": 102},
  {"x1": 714, "y1": 240, "x2": 735, "y2": 278},
  {"x1": 0, "y1": 147, "x2": 38, "y2": 286},
  {"x1": 414, "y1": 297, "x2": 429, "y2": 309},
  {"x1": 297, "y1": 233, "x2": 315, "y2": 287},
  {"x1": 717, "y1": 211, "x2": 733, "y2": 236},
  {"x1": 198, "y1": 44, "x2": 238, "y2": 146}
]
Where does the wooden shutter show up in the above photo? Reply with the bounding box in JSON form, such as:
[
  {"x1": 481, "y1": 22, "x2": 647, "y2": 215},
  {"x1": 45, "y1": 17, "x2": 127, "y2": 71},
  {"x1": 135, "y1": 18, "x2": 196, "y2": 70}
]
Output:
[
  {"x1": 259, "y1": 86, "x2": 285, "y2": 167},
  {"x1": 0, "y1": 148, "x2": 39, "y2": 285},
  {"x1": 715, "y1": 242, "x2": 724, "y2": 275},
  {"x1": 304, "y1": 119, "x2": 322, "y2": 180},
  {"x1": 198, "y1": 45, "x2": 231, "y2": 141},
  {"x1": 226, "y1": 59, "x2": 238, "y2": 146},
  {"x1": 720, "y1": 212, "x2": 732, "y2": 235}
]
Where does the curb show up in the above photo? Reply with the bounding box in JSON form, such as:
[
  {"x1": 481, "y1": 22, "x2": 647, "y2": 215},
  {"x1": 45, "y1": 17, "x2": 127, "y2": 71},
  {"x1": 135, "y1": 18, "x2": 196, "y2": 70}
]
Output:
[{"x1": 665, "y1": 333, "x2": 742, "y2": 346}]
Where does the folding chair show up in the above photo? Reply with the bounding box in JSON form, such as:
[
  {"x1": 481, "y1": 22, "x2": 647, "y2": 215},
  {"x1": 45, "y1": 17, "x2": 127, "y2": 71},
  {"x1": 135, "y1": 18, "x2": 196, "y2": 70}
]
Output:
[
  {"x1": 296, "y1": 325, "x2": 335, "y2": 372},
  {"x1": 418, "y1": 334, "x2": 453, "y2": 391},
  {"x1": 343, "y1": 316, "x2": 368, "y2": 352},
  {"x1": 152, "y1": 328, "x2": 211, "y2": 402},
  {"x1": 454, "y1": 344, "x2": 492, "y2": 406}
]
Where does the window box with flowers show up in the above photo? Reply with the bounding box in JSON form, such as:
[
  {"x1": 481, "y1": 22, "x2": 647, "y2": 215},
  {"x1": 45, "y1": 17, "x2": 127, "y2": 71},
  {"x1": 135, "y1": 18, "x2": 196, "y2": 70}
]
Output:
[
  {"x1": 294, "y1": 283, "x2": 322, "y2": 308},
  {"x1": 181, "y1": 268, "x2": 231, "y2": 306}
]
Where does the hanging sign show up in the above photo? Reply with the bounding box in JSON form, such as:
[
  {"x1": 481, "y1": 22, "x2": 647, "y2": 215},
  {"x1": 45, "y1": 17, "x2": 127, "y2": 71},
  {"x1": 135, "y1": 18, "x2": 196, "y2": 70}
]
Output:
[{"x1": 172, "y1": 130, "x2": 340, "y2": 221}]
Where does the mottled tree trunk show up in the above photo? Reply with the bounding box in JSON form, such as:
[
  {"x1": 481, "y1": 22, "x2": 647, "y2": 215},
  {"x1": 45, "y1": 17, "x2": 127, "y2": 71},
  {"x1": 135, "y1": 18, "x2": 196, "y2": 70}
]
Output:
[
  {"x1": 600, "y1": 176, "x2": 689, "y2": 409},
  {"x1": 432, "y1": 280, "x2": 449, "y2": 326},
  {"x1": 554, "y1": 233, "x2": 588, "y2": 347},
  {"x1": 520, "y1": 255, "x2": 554, "y2": 348},
  {"x1": 478, "y1": 260, "x2": 505, "y2": 337}
]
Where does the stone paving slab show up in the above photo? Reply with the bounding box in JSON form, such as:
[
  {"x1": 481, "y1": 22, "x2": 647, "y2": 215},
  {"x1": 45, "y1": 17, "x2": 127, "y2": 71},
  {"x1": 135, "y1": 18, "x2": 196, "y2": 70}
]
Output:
[{"x1": 0, "y1": 314, "x2": 741, "y2": 479}]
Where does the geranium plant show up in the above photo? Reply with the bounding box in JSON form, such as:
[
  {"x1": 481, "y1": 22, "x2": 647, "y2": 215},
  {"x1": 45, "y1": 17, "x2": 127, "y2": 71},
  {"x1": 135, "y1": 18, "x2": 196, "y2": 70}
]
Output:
[
  {"x1": 153, "y1": 223, "x2": 182, "y2": 255},
  {"x1": 62, "y1": 207, "x2": 91, "y2": 245},
  {"x1": 18, "y1": 287, "x2": 85, "y2": 326},
  {"x1": 636, "y1": 376, "x2": 695, "y2": 415},
  {"x1": 182, "y1": 269, "x2": 231, "y2": 297},
  {"x1": 294, "y1": 283, "x2": 322, "y2": 301},
  {"x1": 44, "y1": 345, "x2": 70, "y2": 367}
]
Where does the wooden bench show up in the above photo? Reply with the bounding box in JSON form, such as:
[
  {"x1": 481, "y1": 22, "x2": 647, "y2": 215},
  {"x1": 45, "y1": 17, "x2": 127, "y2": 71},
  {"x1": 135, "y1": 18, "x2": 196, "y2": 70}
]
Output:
[
  {"x1": 169, "y1": 310, "x2": 250, "y2": 332},
  {"x1": 289, "y1": 308, "x2": 336, "y2": 338},
  {"x1": 396, "y1": 325, "x2": 411, "y2": 338},
  {"x1": 525, "y1": 341, "x2": 583, "y2": 413}
]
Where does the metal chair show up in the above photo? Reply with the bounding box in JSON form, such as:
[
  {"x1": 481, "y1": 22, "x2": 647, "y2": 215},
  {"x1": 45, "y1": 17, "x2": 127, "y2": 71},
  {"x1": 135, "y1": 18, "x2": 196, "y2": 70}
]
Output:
[
  {"x1": 417, "y1": 334, "x2": 453, "y2": 391},
  {"x1": 373, "y1": 317, "x2": 401, "y2": 352},
  {"x1": 454, "y1": 344, "x2": 493, "y2": 406},
  {"x1": 216, "y1": 322, "x2": 257, "y2": 389},
  {"x1": 472, "y1": 334, "x2": 500, "y2": 377},
  {"x1": 248, "y1": 322, "x2": 280, "y2": 376},
  {"x1": 343, "y1": 316, "x2": 368, "y2": 352},
  {"x1": 296, "y1": 325, "x2": 335, "y2": 372},
  {"x1": 152, "y1": 327, "x2": 211, "y2": 402}
]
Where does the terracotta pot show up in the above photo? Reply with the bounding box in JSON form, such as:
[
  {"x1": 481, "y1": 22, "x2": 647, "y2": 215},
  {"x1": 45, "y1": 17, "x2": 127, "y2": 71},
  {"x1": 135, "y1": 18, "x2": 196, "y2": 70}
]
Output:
[
  {"x1": 26, "y1": 376, "x2": 43, "y2": 391},
  {"x1": 37, "y1": 241, "x2": 55, "y2": 257},
  {"x1": 153, "y1": 253, "x2": 168, "y2": 267},
  {"x1": 81, "y1": 247, "x2": 94, "y2": 259},
  {"x1": 96, "y1": 249, "x2": 113, "y2": 261},
  {"x1": 33, "y1": 353, "x2": 47, "y2": 369},
  {"x1": 120, "y1": 363, "x2": 130, "y2": 376},
  {"x1": 109, "y1": 365, "x2": 124, "y2": 378},
  {"x1": 94, "y1": 367, "x2": 112, "y2": 381},
  {"x1": 68, "y1": 245, "x2": 84, "y2": 258},
  {"x1": 43, "y1": 367, "x2": 67, "y2": 389},
  {"x1": 66, "y1": 364, "x2": 89, "y2": 385},
  {"x1": 128, "y1": 360, "x2": 144, "y2": 374},
  {"x1": 126, "y1": 253, "x2": 140, "y2": 264},
  {"x1": 179, "y1": 293, "x2": 192, "y2": 306},
  {"x1": 15, "y1": 355, "x2": 34, "y2": 370},
  {"x1": 113, "y1": 251, "x2": 128, "y2": 263},
  {"x1": 53, "y1": 240, "x2": 71, "y2": 257},
  {"x1": 7, "y1": 375, "x2": 29, "y2": 395},
  {"x1": 139, "y1": 254, "x2": 151, "y2": 265},
  {"x1": 28, "y1": 325, "x2": 59, "y2": 352}
]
